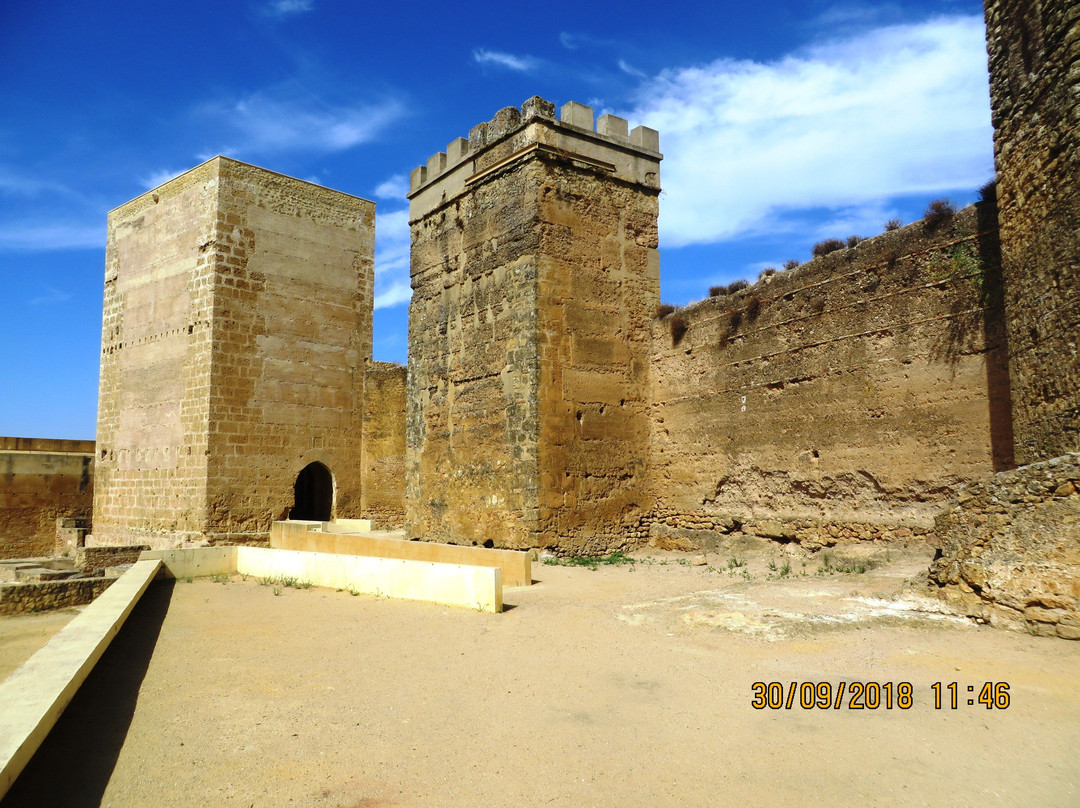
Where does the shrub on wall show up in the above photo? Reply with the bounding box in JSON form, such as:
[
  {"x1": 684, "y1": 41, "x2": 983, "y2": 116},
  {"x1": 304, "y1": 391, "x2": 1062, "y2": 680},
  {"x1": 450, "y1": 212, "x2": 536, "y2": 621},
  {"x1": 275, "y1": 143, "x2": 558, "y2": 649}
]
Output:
[
  {"x1": 923, "y1": 199, "x2": 956, "y2": 230},
  {"x1": 670, "y1": 313, "x2": 688, "y2": 346},
  {"x1": 656, "y1": 303, "x2": 676, "y2": 318},
  {"x1": 745, "y1": 293, "x2": 762, "y2": 321},
  {"x1": 812, "y1": 238, "x2": 845, "y2": 257}
]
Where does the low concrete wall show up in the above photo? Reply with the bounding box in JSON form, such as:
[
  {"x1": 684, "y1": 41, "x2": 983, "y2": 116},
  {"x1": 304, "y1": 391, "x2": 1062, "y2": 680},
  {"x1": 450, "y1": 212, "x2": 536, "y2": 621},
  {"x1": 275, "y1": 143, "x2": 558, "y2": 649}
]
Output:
[
  {"x1": 0, "y1": 558, "x2": 160, "y2": 799},
  {"x1": 270, "y1": 521, "x2": 532, "y2": 587},
  {"x1": 237, "y1": 546, "x2": 502, "y2": 613},
  {"x1": 140, "y1": 547, "x2": 238, "y2": 580}
]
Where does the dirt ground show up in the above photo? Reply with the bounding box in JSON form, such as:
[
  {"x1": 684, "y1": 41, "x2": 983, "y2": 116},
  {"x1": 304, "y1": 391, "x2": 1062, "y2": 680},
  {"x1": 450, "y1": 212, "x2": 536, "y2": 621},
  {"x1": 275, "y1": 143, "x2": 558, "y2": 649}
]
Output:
[{"x1": 2, "y1": 545, "x2": 1079, "y2": 808}]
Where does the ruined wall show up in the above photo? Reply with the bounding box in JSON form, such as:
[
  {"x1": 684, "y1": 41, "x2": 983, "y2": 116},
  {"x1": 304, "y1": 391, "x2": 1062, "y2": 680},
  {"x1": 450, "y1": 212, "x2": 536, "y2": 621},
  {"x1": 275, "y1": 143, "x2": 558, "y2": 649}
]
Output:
[
  {"x1": 361, "y1": 361, "x2": 406, "y2": 528},
  {"x1": 95, "y1": 157, "x2": 374, "y2": 547},
  {"x1": 648, "y1": 204, "x2": 1010, "y2": 550},
  {"x1": 927, "y1": 452, "x2": 1080, "y2": 639},
  {"x1": 0, "y1": 576, "x2": 115, "y2": 616},
  {"x1": 407, "y1": 98, "x2": 660, "y2": 552},
  {"x1": 986, "y1": 0, "x2": 1080, "y2": 462},
  {"x1": 0, "y1": 438, "x2": 94, "y2": 559}
]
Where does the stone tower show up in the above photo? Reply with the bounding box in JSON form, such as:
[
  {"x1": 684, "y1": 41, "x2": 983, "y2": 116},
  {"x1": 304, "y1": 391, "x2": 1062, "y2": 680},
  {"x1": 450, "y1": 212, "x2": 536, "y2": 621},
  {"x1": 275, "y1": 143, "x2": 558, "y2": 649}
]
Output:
[
  {"x1": 985, "y1": 0, "x2": 1080, "y2": 462},
  {"x1": 406, "y1": 98, "x2": 661, "y2": 553},
  {"x1": 94, "y1": 157, "x2": 374, "y2": 547}
]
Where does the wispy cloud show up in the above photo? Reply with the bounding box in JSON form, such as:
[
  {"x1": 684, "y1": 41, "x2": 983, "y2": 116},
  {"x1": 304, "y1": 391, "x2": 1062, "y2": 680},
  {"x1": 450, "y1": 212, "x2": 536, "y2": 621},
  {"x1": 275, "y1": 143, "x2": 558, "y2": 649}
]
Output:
[
  {"x1": 0, "y1": 168, "x2": 79, "y2": 200},
  {"x1": 263, "y1": 0, "x2": 313, "y2": 18},
  {"x1": 374, "y1": 174, "x2": 409, "y2": 201},
  {"x1": 558, "y1": 31, "x2": 614, "y2": 50},
  {"x1": 374, "y1": 208, "x2": 410, "y2": 309},
  {"x1": 140, "y1": 167, "x2": 188, "y2": 190},
  {"x1": 28, "y1": 285, "x2": 73, "y2": 306},
  {"x1": 200, "y1": 86, "x2": 405, "y2": 157},
  {"x1": 0, "y1": 221, "x2": 103, "y2": 251},
  {"x1": 626, "y1": 15, "x2": 993, "y2": 247},
  {"x1": 618, "y1": 59, "x2": 646, "y2": 79},
  {"x1": 472, "y1": 49, "x2": 538, "y2": 72}
]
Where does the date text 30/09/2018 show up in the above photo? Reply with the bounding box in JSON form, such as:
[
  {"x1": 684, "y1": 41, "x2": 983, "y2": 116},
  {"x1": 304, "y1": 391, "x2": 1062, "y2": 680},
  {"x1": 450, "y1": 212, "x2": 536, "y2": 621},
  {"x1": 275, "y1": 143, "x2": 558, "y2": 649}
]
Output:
[{"x1": 750, "y1": 682, "x2": 1011, "y2": 710}]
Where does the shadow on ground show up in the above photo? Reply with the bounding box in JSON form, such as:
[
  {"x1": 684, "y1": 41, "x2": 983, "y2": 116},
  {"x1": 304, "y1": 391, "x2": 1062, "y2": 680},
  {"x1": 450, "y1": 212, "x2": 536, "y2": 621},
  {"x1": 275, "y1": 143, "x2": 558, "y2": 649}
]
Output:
[{"x1": 1, "y1": 579, "x2": 175, "y2": 808}]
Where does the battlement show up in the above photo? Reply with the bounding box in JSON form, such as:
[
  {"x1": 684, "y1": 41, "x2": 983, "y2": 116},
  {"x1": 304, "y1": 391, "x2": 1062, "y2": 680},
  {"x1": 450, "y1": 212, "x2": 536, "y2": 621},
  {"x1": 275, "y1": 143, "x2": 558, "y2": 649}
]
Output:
[{"x1": 408, "y1": 97, "x2": 660, "y2": 219}]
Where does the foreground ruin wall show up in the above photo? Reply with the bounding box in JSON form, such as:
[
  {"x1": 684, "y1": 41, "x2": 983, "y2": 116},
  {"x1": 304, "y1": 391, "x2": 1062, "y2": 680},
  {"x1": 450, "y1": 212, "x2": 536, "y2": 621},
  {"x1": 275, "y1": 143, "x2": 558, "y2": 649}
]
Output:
[
  {"x1": 95, "y1": 157, "x2": 374, "y2": 547},
  {"x1": 407, "y1": 98, "x2": 660, "y2": 552},
  {"x1": 987, "y1": 0, "x2": 1080, "y2": 462},
  {"x1": 361, "y1": 361, "x2": 406, "y2": 528},
  {"x1": 0, "y1": 438, "x2": 94, "y2": 559},
  {"x1": 648, "y1": 204, "x2": 1010, "y2": 550},
  {"x1": 927, "y1": 453, "x2": 1080, "y2": 639}
]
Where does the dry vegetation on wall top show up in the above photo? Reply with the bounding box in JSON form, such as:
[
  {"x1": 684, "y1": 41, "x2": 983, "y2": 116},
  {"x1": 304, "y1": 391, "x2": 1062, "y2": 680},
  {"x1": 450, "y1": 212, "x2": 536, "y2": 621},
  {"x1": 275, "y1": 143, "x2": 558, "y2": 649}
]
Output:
[{"x1": 700, "y1": 195, "x2": 970, "y2": 307}]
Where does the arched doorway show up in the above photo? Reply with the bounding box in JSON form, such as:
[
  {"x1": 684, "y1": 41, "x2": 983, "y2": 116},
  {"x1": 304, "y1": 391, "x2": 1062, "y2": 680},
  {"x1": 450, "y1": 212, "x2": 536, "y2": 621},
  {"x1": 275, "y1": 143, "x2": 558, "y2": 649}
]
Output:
[{"x1": 291, "y1": 462, "x2": 333, "y2": 521}]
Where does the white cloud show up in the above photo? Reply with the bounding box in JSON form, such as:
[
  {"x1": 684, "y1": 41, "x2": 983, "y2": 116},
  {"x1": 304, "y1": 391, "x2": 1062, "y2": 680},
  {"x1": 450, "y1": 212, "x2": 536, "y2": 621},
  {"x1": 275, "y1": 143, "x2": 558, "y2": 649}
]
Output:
[
  {"x1": 264, "y1": 0, "x2": 313, "y2": 18},
  {"x1": 618, "y1": 59, "x2": 646, "y2": 79},
  {"x1": 472, "y1": 49, "x2": 538, "y2": 72},
  {"x1": 202, "y1": 87, "x2": 404, "y2": 156},
  {"x1": 374, "y1": 208, "x2": 411, "y2": 309},
  {"x1": 374, "y1": 174, "x2": 409, "y2": 201},
  {"x1": 625, "y1": 15, "x2": 993, "y2": 247}
]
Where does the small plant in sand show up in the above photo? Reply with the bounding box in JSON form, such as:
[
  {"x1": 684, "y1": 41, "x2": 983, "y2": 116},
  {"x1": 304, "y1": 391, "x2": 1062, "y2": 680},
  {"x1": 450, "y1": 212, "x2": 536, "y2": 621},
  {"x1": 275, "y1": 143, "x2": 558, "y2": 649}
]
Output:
[{"x1": 546, "y1": 551, "x2": 635, "y2": 571}]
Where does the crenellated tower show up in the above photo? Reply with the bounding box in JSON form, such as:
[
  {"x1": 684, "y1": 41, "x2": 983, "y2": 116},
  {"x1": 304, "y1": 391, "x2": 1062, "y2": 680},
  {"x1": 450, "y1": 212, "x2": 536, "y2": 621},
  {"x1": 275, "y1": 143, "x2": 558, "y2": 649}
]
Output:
[
  {"x1": 985, "y1": 0, "x2": 1080, "y2": 462},
  {"x1": 406, "y1": 98, "x2": 661, "y2": 552}
]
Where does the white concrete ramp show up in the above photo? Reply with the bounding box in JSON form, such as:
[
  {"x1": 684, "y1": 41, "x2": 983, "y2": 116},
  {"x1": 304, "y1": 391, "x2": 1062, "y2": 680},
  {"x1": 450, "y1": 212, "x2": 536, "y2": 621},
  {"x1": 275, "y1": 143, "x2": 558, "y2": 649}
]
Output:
[{"x1": 0, "y1": 558, "x2": 161, "y2": 800}]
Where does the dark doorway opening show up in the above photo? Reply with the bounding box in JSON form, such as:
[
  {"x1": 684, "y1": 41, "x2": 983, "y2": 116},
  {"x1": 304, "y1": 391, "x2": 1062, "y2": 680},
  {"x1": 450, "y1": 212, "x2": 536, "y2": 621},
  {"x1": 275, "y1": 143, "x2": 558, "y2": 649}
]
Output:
[{"x1": 291, "y1": 462, "x2": 333, "y2": 521}]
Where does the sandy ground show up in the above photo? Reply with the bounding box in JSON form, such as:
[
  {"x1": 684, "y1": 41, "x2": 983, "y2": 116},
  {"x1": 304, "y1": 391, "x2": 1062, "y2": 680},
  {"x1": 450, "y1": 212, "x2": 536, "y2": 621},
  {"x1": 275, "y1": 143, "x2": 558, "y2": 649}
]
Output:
[{"x1": 2, "y1": 546, "x2": 1079, "y2": 808}]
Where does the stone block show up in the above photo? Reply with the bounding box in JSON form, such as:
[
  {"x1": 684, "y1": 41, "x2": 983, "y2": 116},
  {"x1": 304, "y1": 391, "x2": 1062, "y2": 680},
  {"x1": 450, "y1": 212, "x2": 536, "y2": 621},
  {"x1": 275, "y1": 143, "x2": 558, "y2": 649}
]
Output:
[
  {"x1": 560, "y1": 101, "x2": 594, "y2": 131},
  {"x1": 597, "y1": 114, "x2": 629, "y2": 140},
  {"x1": 446, "y1": 137, "x2": 469, "y2": 164},
  {"x1": 630, "y1": 125, "x2": 660, "y2": 152},
  {"x1": 410, "y1": 165, "x2": 427, "y2": 192},
  {"x1": 427, "y1": 151, "x2": 447, "y2": 177}
]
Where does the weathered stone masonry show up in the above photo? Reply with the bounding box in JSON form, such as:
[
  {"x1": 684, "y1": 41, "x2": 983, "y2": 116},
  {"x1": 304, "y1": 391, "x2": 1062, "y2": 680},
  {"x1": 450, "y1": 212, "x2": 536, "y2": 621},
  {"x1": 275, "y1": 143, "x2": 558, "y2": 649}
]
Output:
[
  {"x1": 407, "y1": 99, "x2": 661, "y2": 554},
  {"x1": 94, "y1": 157, "x2": 381, "y2": 547},
  {"x1": 47, "y1": 0, "x2": 1073, "y2": 637},
  {"x1": 646, "y1": 203, "x2": 1012, "y2": 551},
  {"x1": 0, "y1": 437, "x2": 94, "y2": 559},
  {"x1": 987, "y1": 0, "x2": 1080, "y2": 463}
]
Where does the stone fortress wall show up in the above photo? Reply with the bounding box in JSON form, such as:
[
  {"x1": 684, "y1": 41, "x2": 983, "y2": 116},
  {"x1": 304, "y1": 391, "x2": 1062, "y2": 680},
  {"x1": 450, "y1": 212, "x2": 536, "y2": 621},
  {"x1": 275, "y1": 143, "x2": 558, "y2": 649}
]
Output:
[
  {"x1": 0, "y1": 437, "x2": 94, "y2": 559},
  {"x1": 645, "y1": 202, "x2": 1012, "y2": 551},
  {"x1": 2, "y1": 0, "x2": 1075, "y2": 636}
]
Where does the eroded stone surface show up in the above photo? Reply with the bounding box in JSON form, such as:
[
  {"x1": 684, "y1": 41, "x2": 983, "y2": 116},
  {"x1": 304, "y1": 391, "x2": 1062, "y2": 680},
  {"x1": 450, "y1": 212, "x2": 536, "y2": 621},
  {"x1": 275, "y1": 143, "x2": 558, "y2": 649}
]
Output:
[{"x1": 926, "y1": 453, "x2": 1080, "y2": 638}]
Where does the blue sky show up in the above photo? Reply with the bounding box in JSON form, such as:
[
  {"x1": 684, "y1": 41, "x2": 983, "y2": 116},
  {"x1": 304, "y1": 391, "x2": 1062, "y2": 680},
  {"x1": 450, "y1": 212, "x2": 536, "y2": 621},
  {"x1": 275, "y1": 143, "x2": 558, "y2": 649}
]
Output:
[{"x1": 0, "y1": 0, "x2": 993, "y2": 440}]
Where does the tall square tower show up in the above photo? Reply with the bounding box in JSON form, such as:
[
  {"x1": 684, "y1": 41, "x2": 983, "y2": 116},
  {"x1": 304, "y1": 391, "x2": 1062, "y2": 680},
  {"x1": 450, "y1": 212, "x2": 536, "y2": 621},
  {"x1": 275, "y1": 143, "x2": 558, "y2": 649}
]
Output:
[
  {"x1": 94, "y1": 157, "x2": 374, "y2": 546},
  {"x1": 407, "y1": 98, "x2": 661, "y2": 553}
]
